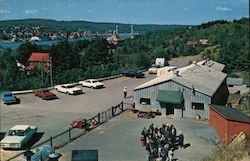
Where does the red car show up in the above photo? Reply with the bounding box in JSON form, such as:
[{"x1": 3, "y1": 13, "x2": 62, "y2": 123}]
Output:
[{"x1": 33, "y1": 88, "x2": 57, "y2": 100}]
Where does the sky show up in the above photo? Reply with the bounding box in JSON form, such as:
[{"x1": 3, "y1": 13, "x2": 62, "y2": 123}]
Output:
[{"x1": 0, "y1": 0, "x2": 249, "y2": 25}]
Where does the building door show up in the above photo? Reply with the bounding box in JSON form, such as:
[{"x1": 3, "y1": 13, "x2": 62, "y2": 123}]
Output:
[
  {"x1": 166, "y1": 105, "x2": 174, "y2": 115},
  {"x1": 160, "y1": 103, "x2": 174, "y2": 115}
]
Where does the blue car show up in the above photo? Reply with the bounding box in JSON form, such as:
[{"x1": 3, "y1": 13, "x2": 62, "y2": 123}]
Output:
[
  {"x1": 122, "y1": 70, "x2": 145, "y2": 78},
  {"x1": 1, "y1": 91, "x2": 17, "y2": 104}
]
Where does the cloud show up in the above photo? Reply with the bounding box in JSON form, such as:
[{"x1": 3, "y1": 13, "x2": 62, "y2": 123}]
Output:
[
  {"x1": 216, "y1": 6, "x2": 232, "y2": 12},
  {"x1": 25, "y1": 9, "x2": 38, "y2": 14},
  {"x1": 0, "y1": 9, "x2": 11, "y2": 14}
]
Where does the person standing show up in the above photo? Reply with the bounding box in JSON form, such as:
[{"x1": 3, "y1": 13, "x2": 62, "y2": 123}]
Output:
[
  {"x1": 123, "y1": 86, "x2": 127, "y2": 98},
  {"x1": 178, "y1": 131, "x2": 184, "y2": 148}
]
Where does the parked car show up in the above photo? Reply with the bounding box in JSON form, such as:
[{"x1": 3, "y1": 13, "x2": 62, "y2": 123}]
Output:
[
  {"x1": 33, "y1": 88, "x2": 57, "y2": 100},
  {"x1": 1, "y1": 91, "x2": 17, "y2": 104},
  {"x1": 148, "y1": 64, "x2": 161, "y2": 74},
  {"x1": 54, "y1": 84, "x2": 82, "y2": 95},
  {"x1": 79, "y1": 79, "x2": 104, "y2": 88},
  {"x1": 122, "y1": 70, "x2": 145, "y2": 78},
  {"x1": 0, "y1": 125, "x2": 37, "y2": 149}
]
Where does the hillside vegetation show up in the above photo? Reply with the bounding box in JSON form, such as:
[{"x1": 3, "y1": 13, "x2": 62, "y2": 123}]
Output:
[
  {"x1": 0, "y1": 18, "x2": 249, "y2": 91},
  {"x1": 0, "y1": 18, "x2": 183, "y2": 33}
]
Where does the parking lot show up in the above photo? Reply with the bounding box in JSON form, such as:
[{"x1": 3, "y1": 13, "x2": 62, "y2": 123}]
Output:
[
  {"x1": 1, "y1": 74, "x2": 155, "y2": 160},
  {"x1": 1, "y1": 72, "x2": 219, "y2": 161}
]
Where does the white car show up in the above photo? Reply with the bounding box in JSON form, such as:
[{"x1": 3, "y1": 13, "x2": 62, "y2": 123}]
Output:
[
  {"x1": 79, "y1": 79, "x2": 104, "y2": 88},
  {"x1": 55, "y1": 84, "x2": 82, "y2": 95},
  {"x1": 0, "y1": 125, "x2": 37, "y2": 149}
]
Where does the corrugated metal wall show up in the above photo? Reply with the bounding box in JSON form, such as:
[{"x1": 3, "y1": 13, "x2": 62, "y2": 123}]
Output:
[{"x1": 134, "y1": 80, "x2": 211, "y2": 119}]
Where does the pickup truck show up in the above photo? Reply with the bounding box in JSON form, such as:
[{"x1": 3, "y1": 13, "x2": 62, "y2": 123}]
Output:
[{"x1": 1, "y1": 91, "x2": 17, "y2": 104}]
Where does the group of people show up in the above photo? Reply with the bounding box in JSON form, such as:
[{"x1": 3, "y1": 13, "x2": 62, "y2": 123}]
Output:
[{"x1": 141, "y1": 123, "x2": 184, "y2": 161}]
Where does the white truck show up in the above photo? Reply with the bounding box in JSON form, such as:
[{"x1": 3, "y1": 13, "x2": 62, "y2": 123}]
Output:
[{"x1": 155, "y1": 58, "x2": 167, "y2": 67}]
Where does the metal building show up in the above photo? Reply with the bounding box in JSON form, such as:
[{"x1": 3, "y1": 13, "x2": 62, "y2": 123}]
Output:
[
  {"x1": 134, "y1": 60, "x2": 229, "y2": 119},
  {"x1": 209, "y1": 104, "x2": 250, "y2": 144}
]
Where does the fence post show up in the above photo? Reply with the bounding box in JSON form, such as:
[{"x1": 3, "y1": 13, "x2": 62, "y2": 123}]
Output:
[
  {"x1": 69, "y1": 128, "x2": 71, "y2": 140},
  {"x1": 112, "y1": 106, "x2": 114, "y2": 117},
  {"x1": 98, "y1": 112, "x2": 100, "y2": 124},
  {"x1": 121, "y1": 101, "x2": 124, "y2": 112},
  {"x1": 50, "y1": 136, "x2": 53, "y2": 147}
]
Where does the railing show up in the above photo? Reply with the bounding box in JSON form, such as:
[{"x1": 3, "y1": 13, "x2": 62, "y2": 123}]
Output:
[{"x1": 6, "y1": 101, "x2": 126, "y2": 161}]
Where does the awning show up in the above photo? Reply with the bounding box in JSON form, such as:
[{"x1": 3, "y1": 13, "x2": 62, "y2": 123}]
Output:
[{"x1": 156, "y1": 90, "x2": 184, "y2": 104}]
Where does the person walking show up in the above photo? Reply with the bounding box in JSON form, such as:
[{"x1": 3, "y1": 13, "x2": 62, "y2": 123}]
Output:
[{"x1": 123, "y1": 86, "x2": 127, "y2": 98}]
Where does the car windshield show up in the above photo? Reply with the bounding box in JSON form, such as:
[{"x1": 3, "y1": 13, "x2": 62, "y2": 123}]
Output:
[
  {"x1": 43, "y1": 90, "x2": 50, "y2": 93},
  {"x1": 92, "y1": 81, "x2": 98, "y2": 83},
  {"x1": 7, "y1": 130, "x2": 25, "y2": 136},
  {"x1": 4, "y1": 94, "x2": 12, "y2": 97}
]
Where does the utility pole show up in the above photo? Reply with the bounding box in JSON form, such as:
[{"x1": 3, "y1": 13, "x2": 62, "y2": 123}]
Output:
[{"x1": 50, "y1": 56, "x2": 53, "y2": 87}]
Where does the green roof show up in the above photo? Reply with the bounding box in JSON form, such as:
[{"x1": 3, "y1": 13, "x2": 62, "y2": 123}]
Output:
[
  {"x1": 210, "y1": 104, "x2": 250, "y2": 123},
  {"x1": 156, "y1": 90, "x2": 184, "y2": 104}
]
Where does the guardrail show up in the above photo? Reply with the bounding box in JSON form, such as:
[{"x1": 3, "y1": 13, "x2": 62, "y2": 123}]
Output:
[
  {"x1": 6, "y1": 101, "x2": 127, "y2": 161},
  {"x1": 11, "y1": 74, "x2": 124, "y2": 95}
]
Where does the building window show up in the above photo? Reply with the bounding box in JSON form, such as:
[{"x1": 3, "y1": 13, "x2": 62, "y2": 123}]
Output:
[
  {"x1": 192, "y1": 102, "x2": 204, "y2": 110},
  {"x1": 140, "y1": 98, "x2": 151, "y2": 105}
]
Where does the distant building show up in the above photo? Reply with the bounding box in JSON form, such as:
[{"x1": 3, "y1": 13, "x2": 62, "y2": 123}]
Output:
[
  {"x1": 209, "y1": 104, "x2": 250, "y2": 144},
  {"x1": 186, "y1": 40, "x2": 198, "y2": 46},
  {"x1": 106, "y1": 30, "x2": 120, "y2": 45},
  {"x1": 25, "y1": 53, "x2": 50, "y2": 72},
  {"x1": 30, "y1": 36, "x2": 41, "y2": 41},
  {"x1": 199, "y1": 39, "x2": 209, "y2": 45},
  {"x1": 134, "y1": 60, "x2": 229, "y2": 119},
  {"x1": 227, "y1": 77, "x2": 249, "y2": 95}
]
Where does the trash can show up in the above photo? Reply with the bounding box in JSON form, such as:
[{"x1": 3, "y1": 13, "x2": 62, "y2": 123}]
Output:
[
  {"x1": 195, "y1": 114, "x2": 201, "y2": 120},
  {"x1": 48, "y1": 152, "x2": 62, "y2": 161}
]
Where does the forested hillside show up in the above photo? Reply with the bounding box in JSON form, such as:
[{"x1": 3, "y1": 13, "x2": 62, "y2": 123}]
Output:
[
  {"x1": 0, "y1": 18, "x2": 182, "y2": 33},
  {"x1": 0, "y1": 18, "x2": 249, "y2": 91}
]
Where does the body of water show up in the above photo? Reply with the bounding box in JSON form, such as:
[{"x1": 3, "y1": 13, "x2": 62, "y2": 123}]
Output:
[
  {"x1": 0, "y1": 37, "x2": 94, "y2": 49},
  {"x1": 0, "y1": 33, "x2": 138, "y2": 49}
]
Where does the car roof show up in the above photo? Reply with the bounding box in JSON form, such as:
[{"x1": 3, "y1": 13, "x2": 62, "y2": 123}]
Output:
[
  {"x1": 85, "y1": 79, "x2": 98, "y2": 81},
  {"x1": 10, "y1": 125, "x2": 30, "y2": 131},
  {"x1": 1, "y1": 91, "x2": 12, "y2": 95}
]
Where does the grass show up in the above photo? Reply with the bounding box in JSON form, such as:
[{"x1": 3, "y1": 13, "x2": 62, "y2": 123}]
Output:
[{"x1": 201, "y1": 138, "x2": 248, "y2": 161}]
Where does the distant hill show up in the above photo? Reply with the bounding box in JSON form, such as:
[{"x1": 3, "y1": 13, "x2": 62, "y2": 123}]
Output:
[{"x1": 0, "y1": 18, "x2": 185, "y2": 33}]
